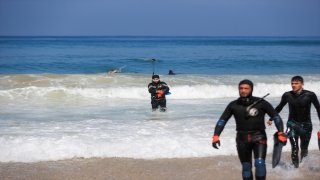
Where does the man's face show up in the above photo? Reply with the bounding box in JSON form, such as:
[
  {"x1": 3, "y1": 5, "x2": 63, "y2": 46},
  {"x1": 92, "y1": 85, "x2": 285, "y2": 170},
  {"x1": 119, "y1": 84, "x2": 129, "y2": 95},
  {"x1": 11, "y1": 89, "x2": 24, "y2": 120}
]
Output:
[
  {"x1": 153, "y1": 78, "x2": 159, "y2": 83},
  {"x1": 239, "y1": 84, "x2": 252, "y2": 98},
  {"x1": 291, "y1": 80, "x2": 303, "y2": 93}
]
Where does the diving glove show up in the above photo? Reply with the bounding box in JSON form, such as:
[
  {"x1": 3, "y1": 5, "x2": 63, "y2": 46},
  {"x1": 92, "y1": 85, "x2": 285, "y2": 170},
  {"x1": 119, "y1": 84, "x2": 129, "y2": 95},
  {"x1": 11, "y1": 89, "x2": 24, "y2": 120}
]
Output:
[
  {"x1": 277, "y1": 132, "x2": 287, "y2": 145},
  {"x1": 212, "y1": 135, "x2": 220, "y2": 149}
]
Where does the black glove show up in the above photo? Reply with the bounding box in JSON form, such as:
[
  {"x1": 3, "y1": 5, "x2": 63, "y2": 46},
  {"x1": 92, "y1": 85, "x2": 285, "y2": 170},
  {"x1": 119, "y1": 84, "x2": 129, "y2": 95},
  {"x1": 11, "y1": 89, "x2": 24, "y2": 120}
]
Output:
[{"x1": 212, "y1": 135, "x2": 220, "y2": 149}]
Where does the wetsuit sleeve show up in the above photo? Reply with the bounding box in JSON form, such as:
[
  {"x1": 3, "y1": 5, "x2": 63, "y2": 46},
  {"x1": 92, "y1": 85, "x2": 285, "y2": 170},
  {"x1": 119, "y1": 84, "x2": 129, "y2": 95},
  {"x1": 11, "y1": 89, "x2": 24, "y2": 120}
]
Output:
[
  {"x1": 275, "y1": 93, "x2": 288, "y2": 113},
  {"x1": 161, "y1": 82, "x2": 170, "y2": 93},
  {"x1": 311, "y1": 92, "x2": 320, "y2": 121},
  {"x1": 148, "y1": 83, "x2": 157, "y2": 94},
  {"x1": 264, "y1": 100, "x2": 284, "y2": 132},
  {"x1": 213, "y1": 102, "x2": 233, "y2": 136},
  {"x1": 271, "y1": 115, "x2": 284, "y2": 132}
]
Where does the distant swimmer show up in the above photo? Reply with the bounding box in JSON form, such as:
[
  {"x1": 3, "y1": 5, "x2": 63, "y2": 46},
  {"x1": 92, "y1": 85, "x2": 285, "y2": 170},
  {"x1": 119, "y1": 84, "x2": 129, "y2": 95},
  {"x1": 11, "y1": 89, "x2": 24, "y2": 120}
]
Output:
[
  {"x1": 151, "y1": 59, "x2": 156, "y2": 62},
  {"x1": 168, "y1": 70, "x2": 175, "y2": 75},
  {"x1": 108, "y1": 68, "x2": 120, "y2": 74}
]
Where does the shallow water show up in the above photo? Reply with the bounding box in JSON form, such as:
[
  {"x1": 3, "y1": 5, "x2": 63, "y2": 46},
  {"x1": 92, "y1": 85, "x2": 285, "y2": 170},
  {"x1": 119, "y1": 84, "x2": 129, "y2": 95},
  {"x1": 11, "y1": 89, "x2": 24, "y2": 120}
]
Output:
[
  {"x1": 1, "y1": 74, "x2": 320, "y2": 162},
  {"x1": 1, "y1": 36, "x2": 320, "y2": 162}
]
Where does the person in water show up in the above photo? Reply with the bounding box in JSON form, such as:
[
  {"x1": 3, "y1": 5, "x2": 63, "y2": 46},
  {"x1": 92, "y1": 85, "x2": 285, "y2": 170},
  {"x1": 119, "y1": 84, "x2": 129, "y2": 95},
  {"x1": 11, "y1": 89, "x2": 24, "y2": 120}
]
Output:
[
  {"x1": 108, "y1": 68, "x2": 120, "y2": 74},
  {"x1": 267, "y1": 76, "x2": 320, "y2": 168},
  {"x1": 212, "y1": 79, "x2": 286, "y2": 180},
  {"x1": 148, "y1": 74, "x2": 170, "y2": 112},
  {"x1": 168, "y1": 70, "x2": 175, "y2": 75}
]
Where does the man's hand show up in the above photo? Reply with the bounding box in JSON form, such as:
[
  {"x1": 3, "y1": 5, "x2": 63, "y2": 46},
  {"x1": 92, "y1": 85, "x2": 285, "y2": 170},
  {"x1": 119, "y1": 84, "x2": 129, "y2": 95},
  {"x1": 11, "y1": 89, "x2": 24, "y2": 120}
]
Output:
[
  {"x1": 267, "y1": 120, "x2": 273, "y2": 126},
  {"x1": 212, "y1": 135, "x2": 220, "y2": 149}
]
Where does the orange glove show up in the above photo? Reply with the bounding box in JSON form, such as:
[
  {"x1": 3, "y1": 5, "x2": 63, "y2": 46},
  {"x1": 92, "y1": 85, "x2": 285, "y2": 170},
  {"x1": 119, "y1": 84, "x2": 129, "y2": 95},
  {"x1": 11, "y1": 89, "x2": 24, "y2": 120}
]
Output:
[
  {"x1": 278, "y1": 132, "x2": 287, "y2": 144},
  {"x1": 157, "y1": 90, "x2": 164, "y2": 98},
  {"x1": 212, "y1": 135, "x2": 220, "y2": 149}
]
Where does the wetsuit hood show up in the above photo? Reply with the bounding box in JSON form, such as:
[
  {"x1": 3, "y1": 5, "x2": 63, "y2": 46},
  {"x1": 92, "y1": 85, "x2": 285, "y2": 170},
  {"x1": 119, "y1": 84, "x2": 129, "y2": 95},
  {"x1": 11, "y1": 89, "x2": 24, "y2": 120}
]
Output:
[
  {"x1": 239, "y1": 79, "x2": 253, "y2": 91},
  {"x1": 238, "y1": 79, "x2": 254, "y2": 105},
  {"x1": 152, "y1": 75, "x2": 160, "y2": 79},
  {"x1": 152, "y1": 74, "x2": 161, "y2": 84}
]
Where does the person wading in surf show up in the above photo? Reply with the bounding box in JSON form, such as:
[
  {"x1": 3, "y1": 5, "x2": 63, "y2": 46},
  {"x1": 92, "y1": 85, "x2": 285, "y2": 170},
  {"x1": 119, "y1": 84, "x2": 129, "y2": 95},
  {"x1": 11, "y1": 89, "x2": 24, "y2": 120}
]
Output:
[
  {"x1": 148, "y1": 74, "x2": 170, "y2": 112},
  {"x1": 212, "y1": 79, "x2": 287, "y2": 180},
  {"x1": 267, "y1": 76, "x2": 320, "y2": 168}
]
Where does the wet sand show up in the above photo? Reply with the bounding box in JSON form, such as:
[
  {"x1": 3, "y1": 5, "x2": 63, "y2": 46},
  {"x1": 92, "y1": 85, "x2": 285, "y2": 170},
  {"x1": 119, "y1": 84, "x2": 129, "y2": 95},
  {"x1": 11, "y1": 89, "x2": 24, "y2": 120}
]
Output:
[{"x1": 0, "y1": 151, "x2": 319, "y2": 180}]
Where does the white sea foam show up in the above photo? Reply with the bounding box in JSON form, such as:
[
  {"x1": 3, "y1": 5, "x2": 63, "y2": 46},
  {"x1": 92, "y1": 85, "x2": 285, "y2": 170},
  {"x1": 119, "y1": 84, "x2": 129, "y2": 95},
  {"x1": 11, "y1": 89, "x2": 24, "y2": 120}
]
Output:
[
  {"x1": 0, "y1": 74, "x2": 320, "y2": 162},
  {"x1": 1, "y1": 74, "x2": 320, "y2": 101}
]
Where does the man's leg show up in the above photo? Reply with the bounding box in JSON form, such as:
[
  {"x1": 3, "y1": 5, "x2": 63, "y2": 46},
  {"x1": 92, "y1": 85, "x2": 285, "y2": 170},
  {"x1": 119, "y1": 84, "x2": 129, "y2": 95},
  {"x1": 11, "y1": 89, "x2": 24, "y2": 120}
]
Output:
[
  {"x1": 289, "y1": 135, "x2": 300, "y2": 168},
  {"x1": 253, "y1": 144, "x2": 267, "y2": 180},
  {"x1": 151, "y1": 99, "x2": 158, "y2": 111},
  {"x1": 159, "y1": 99, "x2": 167, "y2": 112},
  {"x1": 300, "y1": 127, "x2": 312, "y2": 162},
  {"x1": 253, "y1": 131, "x2": 267, "y2": 180},
  {"x1": 287, "y1": 125, "x2": 301, "y2": 168},
  {"x1": 236, "y1": 133, "x2": 253, "y2": 180}
]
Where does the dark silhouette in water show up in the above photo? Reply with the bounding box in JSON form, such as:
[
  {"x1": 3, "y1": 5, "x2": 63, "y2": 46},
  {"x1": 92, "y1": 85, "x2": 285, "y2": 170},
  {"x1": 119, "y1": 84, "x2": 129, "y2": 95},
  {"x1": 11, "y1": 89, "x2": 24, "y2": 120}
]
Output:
[{"x1": 168, "y1": 70, "x2": 175, "y2": 75}]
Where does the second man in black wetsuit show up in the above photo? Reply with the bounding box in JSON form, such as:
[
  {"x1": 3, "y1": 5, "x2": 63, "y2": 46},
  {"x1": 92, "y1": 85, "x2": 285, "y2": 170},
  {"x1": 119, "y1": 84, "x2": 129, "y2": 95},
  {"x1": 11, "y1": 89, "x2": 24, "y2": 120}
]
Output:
[
  {"x1": 212, "y1": 79, "x2": 287, "y2": 180},
  {"x1": 267, "y1": 76, "x2": 320, "y2": 168}
]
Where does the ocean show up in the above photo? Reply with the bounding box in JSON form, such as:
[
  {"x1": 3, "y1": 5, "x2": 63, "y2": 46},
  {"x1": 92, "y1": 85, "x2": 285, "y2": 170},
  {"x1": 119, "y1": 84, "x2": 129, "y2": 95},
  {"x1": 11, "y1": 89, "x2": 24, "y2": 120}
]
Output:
[{"x1": 0, "y1": 36, "x2": 320, "y2": 163}]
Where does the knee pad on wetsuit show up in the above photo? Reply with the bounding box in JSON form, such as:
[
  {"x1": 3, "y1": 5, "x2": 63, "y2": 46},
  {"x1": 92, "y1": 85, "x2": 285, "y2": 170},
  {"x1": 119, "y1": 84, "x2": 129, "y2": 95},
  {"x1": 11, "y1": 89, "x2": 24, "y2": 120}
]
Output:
[
  {"x1": 242, "y1": 162, "x2": 252, "y2": 178},
  {"x1": 254, "y1": 158, "x2": 266, "y2": 177}
]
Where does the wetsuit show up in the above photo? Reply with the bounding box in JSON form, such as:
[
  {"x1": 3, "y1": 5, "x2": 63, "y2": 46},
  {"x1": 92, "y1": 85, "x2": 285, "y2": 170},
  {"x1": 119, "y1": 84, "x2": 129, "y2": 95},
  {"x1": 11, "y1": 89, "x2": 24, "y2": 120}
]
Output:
[
  {"x1": 214, "y1": 96, "x2": 284, "y2": 180},
  {"x1": 275, "y1": 90, "x2": 320, "y2": 167},
  {"x1": 148, "y1": 81, "x2": 169, "y2": 111}
]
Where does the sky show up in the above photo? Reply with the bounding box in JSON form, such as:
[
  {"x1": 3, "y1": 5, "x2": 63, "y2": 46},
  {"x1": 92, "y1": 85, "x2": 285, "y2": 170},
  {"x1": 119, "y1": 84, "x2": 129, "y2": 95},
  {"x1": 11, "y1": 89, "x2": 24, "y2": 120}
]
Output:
[{"x1": 0, "y1": 0, "x2": 319, "y2": 36}]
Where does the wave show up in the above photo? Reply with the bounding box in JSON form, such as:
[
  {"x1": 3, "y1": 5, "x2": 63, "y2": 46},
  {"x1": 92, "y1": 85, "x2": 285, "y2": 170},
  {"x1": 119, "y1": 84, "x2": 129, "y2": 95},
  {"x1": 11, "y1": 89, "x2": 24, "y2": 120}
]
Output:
[
  {"x1": 1, "y1": 82, "x2": 320, "y2": 101},
  {"x1": 1, "y1": 74, "x2": 320, "y2": 101}
]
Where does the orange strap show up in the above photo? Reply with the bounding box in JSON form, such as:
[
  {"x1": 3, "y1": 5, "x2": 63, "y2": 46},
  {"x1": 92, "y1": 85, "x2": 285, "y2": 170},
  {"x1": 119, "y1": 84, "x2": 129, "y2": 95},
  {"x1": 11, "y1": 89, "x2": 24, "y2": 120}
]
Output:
[
  {"x1": 278, "y1": 132, "x2": 287, "y2": 142},
  {"x1": 212, "y1": 135, "x2": 220, "y2": 143}
]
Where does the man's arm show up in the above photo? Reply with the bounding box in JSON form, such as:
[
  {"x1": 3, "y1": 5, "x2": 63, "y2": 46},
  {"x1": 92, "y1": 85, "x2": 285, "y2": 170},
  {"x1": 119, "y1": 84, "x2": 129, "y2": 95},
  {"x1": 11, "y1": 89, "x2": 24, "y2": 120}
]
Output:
[
  {"x1": 263, "y1": 100, "x2": 287, "y2": 143},
  {"x1": 275, "y1": 93, "x2": 288, "y2": 113},
  {"x1": 148, "y1": 83, "x2": 157, "y2": 94},
  {"x1": 310, "y1": 92, "x2": 320, "y2": 136},
  {"x1": 214, "y1": 103, "x2": 233, "y2": 135},
  {"x1": 161, "y1": 82, "x2": 170, "y2": 93},
  {"x1": 310, "y1": 92, "x2": 320, "y2": 121},
  {"x1": 263, "y1": 100, "x2": 284, "y2": 131},
  {"x1": 212, "y1": 102, "x2": 233, "y2": 149},
  {"x1": 267, "y1": 93, "x2": 288, "y2": 126}
]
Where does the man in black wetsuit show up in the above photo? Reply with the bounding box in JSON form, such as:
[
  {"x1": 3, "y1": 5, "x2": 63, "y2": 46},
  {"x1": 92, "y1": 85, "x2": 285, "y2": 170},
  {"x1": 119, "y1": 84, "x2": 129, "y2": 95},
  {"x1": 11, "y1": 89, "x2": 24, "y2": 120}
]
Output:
[
  {"x1": 148, "y1": 74, "x2": 170, "y2": 112},
  {"x1": 212, "y1": 79, "x2": 287, "y2": 180},
  {"x1": 267, "y1": 76, "x2": 320, "y2": 168}
]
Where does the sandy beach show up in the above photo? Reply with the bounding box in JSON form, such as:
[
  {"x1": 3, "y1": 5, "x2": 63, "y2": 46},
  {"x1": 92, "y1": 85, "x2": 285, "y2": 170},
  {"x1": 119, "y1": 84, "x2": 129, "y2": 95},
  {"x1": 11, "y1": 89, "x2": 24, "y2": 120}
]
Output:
[{"x1": 1, "y1": 151, "x2": 319, "y2": 180}]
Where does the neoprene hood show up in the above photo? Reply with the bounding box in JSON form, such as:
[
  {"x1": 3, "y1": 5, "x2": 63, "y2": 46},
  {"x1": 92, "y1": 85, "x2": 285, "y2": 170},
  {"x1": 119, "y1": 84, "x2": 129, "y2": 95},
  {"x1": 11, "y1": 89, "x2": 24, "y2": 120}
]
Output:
[
  {"x1": 238, "y1": 79, "x2": 253, "y2": 98},
  {"x1": 239, "y1": 79, "x2": 253, "y2": 91},
  {"x1": 152, "y1": 75, "x2": 160, "y2": 79}
]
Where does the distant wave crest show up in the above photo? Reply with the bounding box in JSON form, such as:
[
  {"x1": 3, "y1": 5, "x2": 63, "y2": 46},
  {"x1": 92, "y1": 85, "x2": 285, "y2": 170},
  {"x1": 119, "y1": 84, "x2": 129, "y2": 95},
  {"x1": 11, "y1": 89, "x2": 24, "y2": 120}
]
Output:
[{"x1": 1, "y1": 82, "x2": 320, "y2": 100}]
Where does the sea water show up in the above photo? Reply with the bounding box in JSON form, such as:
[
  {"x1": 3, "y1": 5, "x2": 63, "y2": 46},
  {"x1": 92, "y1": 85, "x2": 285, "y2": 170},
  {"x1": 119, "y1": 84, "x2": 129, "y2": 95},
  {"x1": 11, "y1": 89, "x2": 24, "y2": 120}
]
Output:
[{"x1": 0, "y1": 36, "x2": 320, "y2": 163}]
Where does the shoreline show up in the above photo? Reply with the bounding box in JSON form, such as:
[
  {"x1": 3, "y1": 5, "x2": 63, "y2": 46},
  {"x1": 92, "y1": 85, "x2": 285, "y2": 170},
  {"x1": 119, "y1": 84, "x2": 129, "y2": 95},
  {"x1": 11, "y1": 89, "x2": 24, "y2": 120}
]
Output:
[{"x1": 1, "y1": 151, "x2": 319, "y2": 180}]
